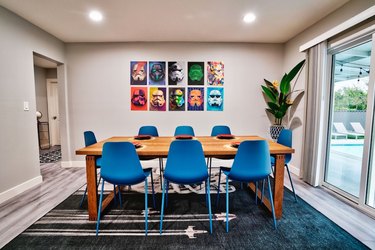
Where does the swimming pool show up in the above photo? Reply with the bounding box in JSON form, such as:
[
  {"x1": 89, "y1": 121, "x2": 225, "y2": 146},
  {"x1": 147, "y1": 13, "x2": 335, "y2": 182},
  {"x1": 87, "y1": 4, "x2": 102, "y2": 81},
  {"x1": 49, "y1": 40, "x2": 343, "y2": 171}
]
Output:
[{"x1": 330, "y1": 144, "x2": 364, "y2": 158}]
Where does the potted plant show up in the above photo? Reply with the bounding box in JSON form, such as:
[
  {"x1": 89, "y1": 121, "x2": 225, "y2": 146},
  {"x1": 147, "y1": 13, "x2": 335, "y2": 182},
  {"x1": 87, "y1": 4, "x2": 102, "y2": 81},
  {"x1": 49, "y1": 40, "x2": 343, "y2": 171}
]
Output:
[{"x1": 261, "y1": 59, "x2": 306, "y2": 140}]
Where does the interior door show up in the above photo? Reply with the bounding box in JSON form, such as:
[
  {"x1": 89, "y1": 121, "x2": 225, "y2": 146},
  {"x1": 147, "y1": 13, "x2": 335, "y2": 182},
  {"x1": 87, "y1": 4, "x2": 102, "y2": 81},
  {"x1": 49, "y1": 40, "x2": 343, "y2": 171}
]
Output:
[{"x1": 47, "y1": 79, "x2": 60, "y2": 146}]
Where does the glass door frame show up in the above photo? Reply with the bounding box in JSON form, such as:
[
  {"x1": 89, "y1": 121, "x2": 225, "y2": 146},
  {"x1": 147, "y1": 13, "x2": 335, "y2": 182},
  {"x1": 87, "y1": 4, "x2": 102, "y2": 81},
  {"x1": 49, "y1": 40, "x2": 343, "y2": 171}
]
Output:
[{"x1": 322, "y1": 31, "x2": 375, "y2": 216}]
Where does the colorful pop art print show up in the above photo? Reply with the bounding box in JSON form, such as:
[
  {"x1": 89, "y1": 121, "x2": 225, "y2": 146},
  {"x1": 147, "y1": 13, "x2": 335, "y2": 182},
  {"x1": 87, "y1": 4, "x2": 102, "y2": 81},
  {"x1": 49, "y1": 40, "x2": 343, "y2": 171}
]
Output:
[
  {"x1": 130, "y1": 87, "x2": 148, "y2": 111},
  {"x1": 207, "y1": 61, "x2": 224, "y2": 86},
  {"x1": 149, "y1": 87, "x2": 166, "y2": 111},
  {"x1": 149, "y1": 61, "x2": 166, "y2": 85},
  {"x1": 188, "y1": 62, "x2": 204, "y2": 85},
  {"x1": 187, "y1": 87, "x2": 204, "y2": 111},
  {"x1": 131, "y1": 61, "x2": 147, "y2": 85},
  {"x1": 168, "y1": 61, "x2": 186, "y2": 86},
  {"x1": 169, "y1": 87, "x2": 186, "y2": 111},
  {"x1": 207, "y1": 87, "x2": 224, "y2": 111}
]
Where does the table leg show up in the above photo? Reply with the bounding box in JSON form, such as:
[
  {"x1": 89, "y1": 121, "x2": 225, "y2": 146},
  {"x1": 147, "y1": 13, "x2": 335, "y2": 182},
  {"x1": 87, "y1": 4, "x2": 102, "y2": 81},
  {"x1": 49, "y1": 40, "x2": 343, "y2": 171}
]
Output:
[
  {"x1": 86, "y1": 156, "x2": 98, "y2": 221},
  {"x1": 248, "y1": 154, "x2": 285, "y2": 219},
  {"x1": 273, "y1": 154, "x2": 285, "y2": 219},
  {"x1": 86, "y1": 156, "x2": 120, "y2": 221}
]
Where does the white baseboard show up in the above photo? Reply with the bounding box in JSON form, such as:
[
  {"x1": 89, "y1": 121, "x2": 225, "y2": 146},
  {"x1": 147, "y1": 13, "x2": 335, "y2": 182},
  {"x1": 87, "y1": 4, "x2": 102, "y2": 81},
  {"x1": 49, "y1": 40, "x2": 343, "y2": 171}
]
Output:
[
  {"x1": 0, "y1": 175, "x2": 43, "y2": 204},
  {"x1": 61, "y1": 161, "x2": 85, "y2": 168},
  {"x1": 288, "y1": 164, "x2": 300, "y2": 177}
]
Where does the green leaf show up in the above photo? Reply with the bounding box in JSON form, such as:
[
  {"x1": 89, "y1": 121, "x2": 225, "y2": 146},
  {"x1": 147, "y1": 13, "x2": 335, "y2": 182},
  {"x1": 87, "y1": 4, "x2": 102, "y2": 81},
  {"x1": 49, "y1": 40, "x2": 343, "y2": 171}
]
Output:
[
  {"x1": 264, "y1": 79, "x2": 273, "y2": 88},
  {"x1": 285, "y1": 59, "x2": 306, "y2": 83},
  {"x1": 267, "y1": 102, "x2": 280, "y2": 111},
  {"x1": 266, "y1": 108, "x2": 275, "y2": 115},
  {"x1": 280, "y1": 73, "x2": 290, "y2": 95},
  {"x1": 261, "y1": 85, "x2": 277, "y2": 103},
  {"x1": 264, "y1": 79, "x2": 278, "y2": 95}
]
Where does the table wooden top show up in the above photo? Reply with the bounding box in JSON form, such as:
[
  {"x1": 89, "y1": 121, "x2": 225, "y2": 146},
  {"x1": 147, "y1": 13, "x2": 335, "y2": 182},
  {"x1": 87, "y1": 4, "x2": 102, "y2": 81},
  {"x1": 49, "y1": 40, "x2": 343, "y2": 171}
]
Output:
[{"x1": 76, "y1": 135, "x2": 294, "y2": 158}]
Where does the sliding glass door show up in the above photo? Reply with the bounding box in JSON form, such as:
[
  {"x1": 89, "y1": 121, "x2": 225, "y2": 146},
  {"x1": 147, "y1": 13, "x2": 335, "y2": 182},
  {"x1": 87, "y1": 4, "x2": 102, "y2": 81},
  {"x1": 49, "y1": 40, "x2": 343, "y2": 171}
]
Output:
[{"x1": 325, "y1": 33, "x2": 375, "y2": 213}]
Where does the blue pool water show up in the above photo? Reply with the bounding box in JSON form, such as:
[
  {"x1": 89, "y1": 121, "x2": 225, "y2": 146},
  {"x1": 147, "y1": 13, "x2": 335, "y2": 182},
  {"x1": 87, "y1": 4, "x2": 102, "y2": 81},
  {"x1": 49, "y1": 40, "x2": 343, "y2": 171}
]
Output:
[{"x1": 330, "y1": 144, "x2": 364, "y2": 158}]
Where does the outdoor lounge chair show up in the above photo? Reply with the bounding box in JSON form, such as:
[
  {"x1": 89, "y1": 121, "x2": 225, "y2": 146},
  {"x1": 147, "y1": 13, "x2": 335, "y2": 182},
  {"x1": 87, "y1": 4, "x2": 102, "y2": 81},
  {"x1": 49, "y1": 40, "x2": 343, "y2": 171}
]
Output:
[
  {"x1": 350, "y1": 122, "x2": 365, "y2": 135},
  {"x1": 333, "y1": 122, "x2": 364, "y2": 139}
]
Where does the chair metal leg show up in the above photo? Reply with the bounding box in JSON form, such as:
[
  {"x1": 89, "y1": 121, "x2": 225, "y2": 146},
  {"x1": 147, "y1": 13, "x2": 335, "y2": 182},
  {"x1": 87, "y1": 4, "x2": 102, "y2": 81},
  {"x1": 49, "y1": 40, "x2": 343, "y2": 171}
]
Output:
[
  {"x1": 255, "y1": 181, "x2": 258, "y2": 205},
  {"x1": 165, "y1": 180, "x2": 169, "y2": 207},
  {"x1": 79, "y1": 186, "x2": 87, "y2": 208},
  {"x1": 118, "y1": 185, "x2": 122, "y2": 207},
  {"x1": 267, "y1": 176, "x2": 277, "y2": 229},
  {"x1": 206, "y1": 178, "x2": 213, "y2": 234},
  {"x1": 205, "y1": 181, "x2": 208, "y2": 207},
  {"x1": 160, "y1": 178, "x2": 166, "y2": 234},
  {"x1": 144, "y1": 179, "x2": 148, "y2": 236},
  {"x1": 113, "y1": 185, "x2": 117, "y2": 206},
  {"x1": 225, "y1": 176, "x2": 229, "y2": 232},
  {"x1": 285, "y1": 164, "x2": 297, "y2": 202},
  {"x1": 261, "y1": 179, "x2": 265, "y2": 204},
  {"x1": 216, "y1": 168, "x2": 222, "y2": 207},
  {"x1": 96, "y1": 181, "x2": 105, "y2": 236},
  {"x1": 80, "y1": 177, "x2": 102, "y2": 208},
  {"x1": 150, "y1": 171, "x2": 156, "y2": 208},
  {"x1": 159, "y1": 158, "x2": 163, "y2": 188}
]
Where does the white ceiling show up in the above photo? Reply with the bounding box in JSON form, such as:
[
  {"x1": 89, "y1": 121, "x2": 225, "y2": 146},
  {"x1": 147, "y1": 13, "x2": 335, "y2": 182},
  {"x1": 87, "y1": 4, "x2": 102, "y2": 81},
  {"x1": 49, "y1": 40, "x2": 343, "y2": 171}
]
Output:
[{"x1": 0, "y1": 0, "x2": 350, "y2": 43}]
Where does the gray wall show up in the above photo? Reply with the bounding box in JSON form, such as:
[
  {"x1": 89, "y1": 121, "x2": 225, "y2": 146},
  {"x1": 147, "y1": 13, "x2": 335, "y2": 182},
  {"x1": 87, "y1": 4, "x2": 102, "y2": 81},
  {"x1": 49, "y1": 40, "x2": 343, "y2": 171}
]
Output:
[
  {"x1": 66, "y1": 42, "x2": 284, "y2": 161},
  {"x1": 283, "y1": 0, "x2": 375, "y2": 174},
  {"x1": 0, "y1": 6, "x2": 65, "y2": 195}
]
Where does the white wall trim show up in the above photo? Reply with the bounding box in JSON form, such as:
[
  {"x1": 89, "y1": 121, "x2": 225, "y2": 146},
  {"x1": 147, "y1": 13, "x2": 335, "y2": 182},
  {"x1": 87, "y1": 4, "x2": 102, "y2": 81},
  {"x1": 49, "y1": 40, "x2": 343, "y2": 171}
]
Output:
[
  {"x1": 61, "y1": 161, "x2": 85, "y2": 168},
  {"x1": 299, "y1": 5, "x2": 375, "y2": 52},
  {"x1": 0, "y1": 175, "x2": 43, "y2": 204}
]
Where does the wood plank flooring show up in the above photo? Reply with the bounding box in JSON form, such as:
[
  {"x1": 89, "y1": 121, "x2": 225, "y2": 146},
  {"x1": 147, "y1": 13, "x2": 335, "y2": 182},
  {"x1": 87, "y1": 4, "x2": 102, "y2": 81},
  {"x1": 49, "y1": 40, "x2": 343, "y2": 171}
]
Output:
[
  {"x1": 0, "y1": 163, "x2": 86, "y2": 248},
  {"x1": 0, "y1": 160, "x2": 374, "y2": 248}
]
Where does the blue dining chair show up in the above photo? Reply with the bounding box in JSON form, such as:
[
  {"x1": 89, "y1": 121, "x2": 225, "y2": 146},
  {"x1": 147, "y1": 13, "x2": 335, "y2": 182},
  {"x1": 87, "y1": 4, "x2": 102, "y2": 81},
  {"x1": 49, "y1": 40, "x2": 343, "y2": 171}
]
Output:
[
  {"x1": 216, "y1": 140, "x2": 276, "y2": 232},
  {"x1": 160, "y1": 140, "x2": 212, "y2": 234},
  {"x1": 271, "y1": 129, "x2": 297, "y2": 202},
  {"x1": 208, "y1": 125, "x2": 232, "y2": 177},
  {"x1": 138, "y1": 126, "x2": 159, "y2": 137},
  {"x1": 211, "y1": 125, "x2": 231, "y2": 136},
  {"x1": 174, "y1": 125, "x2": 195, "y2": 136},
  {"x1": 138, "y1": 126, "x2": 164, "y2": 187},
  {"x1": 96, "y1": 142, "x2": 156, "y2": 236},
  {"x1": 80, "y1": 131, "x2": 116, "y2": 208}
]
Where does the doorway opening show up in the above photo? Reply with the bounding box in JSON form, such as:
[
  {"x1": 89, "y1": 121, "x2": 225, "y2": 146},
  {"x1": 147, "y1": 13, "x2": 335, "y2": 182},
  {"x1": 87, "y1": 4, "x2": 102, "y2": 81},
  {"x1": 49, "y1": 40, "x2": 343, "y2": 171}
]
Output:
[{"x1": 33, "y1": 53, "x2": 61, "y2": 164}]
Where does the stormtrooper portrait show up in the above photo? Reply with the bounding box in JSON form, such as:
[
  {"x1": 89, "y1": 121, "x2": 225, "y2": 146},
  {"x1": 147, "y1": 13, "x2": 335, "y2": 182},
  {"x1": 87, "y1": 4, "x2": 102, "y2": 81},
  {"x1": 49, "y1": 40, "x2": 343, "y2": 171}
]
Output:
[
  {"x1": 131, "y1": 89, "x2": 147, "y2": 106},
  {"x1": 188, "y1": 88, "x2": 204, "y2": 111},
  {"x1": 149, "y1": 62, "x2": 165, "y2": 84},
  {"x1": 169, "y1": 88, "x2": 185, "y2": 110},
  {"x1": 150, "y1": 88, "x2": 166, "y2": 111},
  {"x1": 208, "y1": 89, "x2": 223, "y2": 107},
  {"x1": 168, "y1": 61, "x2": 184, "y2": 85},
  {"x1": 131, "y1": 61, "x2": 147, "y2": 85}
]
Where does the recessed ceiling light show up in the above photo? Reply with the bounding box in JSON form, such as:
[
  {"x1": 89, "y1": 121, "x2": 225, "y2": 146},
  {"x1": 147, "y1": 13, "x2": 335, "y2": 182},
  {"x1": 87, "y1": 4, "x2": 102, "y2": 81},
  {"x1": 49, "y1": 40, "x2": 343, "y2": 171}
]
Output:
[
  {"x1": 243, "y1": 13, "x2": 256, "y2": 23},
  {"x1": 89, "y1": 10, "x2": 103, "y2": 22}
]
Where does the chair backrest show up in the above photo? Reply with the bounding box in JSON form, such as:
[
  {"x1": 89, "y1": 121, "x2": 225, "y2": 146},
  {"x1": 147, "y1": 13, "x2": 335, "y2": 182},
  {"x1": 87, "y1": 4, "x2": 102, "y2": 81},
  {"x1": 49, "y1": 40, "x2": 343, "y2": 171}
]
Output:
[
  {"x1": 350, "y1": 122, "x2": 365, "y2": 134},
  {"x1": 164, "y1": 140, "x2": 208, "y2": 184},
  {"x1": 333, "y1": 122, "x2": 348, "y2": 134},
  {"x1": 277, "y1": 129, "x2": 292, "y2": 163},
  {"x1": 84, "y1": 131, "x2": 97, "y2": 147},
  {"x1": 174, "y1": 125, "x2": 195, "y2": 136},
  {"x1": 138, "y1": 126, "x2": 159, "y2": 136},
  {"x1": 101, "y1": 142, "x2": 146, "y2": 185},
  {"x1": 228, "y1": 140, "x2": 271, "y2": 182},
  {"x1": 211, "y1": 125, "x2": 231, "y2": 136}
]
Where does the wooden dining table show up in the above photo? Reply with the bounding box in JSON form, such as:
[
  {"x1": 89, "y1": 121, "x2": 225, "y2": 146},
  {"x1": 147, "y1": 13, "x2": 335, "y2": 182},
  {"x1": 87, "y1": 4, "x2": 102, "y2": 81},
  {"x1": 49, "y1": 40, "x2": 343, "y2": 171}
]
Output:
[{"x1": 76, "y1": 135, "x2": 294, "y2": 221}]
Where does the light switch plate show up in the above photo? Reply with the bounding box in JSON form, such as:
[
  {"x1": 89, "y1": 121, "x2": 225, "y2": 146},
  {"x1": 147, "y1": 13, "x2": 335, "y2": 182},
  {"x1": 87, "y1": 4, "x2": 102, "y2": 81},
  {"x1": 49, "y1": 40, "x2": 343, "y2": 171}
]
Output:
[{"x1": 23, "y1": 101, "x2": 29, "y2": 111}]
